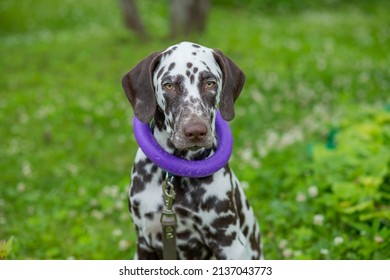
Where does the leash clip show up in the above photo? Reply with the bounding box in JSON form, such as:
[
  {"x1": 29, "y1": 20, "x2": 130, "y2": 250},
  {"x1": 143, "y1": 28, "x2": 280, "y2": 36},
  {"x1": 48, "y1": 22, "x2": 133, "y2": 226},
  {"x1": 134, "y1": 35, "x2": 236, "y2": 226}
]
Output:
[{"x1": 162, "y1": 174, "x2": 176, "y2": 211}]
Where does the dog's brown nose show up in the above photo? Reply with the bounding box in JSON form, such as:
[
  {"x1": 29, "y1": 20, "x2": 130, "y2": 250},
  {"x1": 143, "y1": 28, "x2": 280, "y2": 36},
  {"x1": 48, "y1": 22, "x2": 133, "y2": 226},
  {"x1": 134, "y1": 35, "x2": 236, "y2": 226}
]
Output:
[{"x1": 183, "y1": 122, "x2": 208, "y2": 142}]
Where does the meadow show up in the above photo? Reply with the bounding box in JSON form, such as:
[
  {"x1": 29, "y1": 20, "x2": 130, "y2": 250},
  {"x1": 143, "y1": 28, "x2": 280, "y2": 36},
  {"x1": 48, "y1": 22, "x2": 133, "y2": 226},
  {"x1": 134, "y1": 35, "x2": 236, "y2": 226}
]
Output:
[{"x1": 0, "y1": 0, "x2": 389, "y2": 259}]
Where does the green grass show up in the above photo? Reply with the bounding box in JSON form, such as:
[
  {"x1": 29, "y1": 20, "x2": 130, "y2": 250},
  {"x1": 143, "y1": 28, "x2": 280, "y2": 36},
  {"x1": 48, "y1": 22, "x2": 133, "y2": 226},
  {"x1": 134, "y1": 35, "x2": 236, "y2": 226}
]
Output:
[{"x1": 0, "y1": 0, "x2": 389, "y2": 259}]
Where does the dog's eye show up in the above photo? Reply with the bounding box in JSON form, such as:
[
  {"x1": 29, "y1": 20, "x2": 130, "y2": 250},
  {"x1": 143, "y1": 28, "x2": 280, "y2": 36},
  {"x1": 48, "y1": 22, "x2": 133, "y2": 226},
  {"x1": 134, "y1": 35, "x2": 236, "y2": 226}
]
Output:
[
  {"x1": 205, "y1": 81, "x2": 216, "y2": 88},
  {"x1": 163, "y1": 83, "x2": 174, "y2": 90}
]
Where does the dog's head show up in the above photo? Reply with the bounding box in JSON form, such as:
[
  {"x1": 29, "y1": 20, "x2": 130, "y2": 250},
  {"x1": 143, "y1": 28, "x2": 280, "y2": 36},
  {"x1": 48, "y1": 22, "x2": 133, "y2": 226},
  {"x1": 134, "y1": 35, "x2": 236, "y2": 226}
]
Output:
[{"x1": 121, "y1": 42, "x2": 245, "y2": 150}]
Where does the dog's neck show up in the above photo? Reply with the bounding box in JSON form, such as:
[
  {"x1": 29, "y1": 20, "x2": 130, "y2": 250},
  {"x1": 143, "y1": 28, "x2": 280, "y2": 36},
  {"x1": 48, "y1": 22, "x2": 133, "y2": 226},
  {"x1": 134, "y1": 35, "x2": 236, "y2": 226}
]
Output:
[{"x1": 152, "y1": 108, "x2": 217, "y2": 161}]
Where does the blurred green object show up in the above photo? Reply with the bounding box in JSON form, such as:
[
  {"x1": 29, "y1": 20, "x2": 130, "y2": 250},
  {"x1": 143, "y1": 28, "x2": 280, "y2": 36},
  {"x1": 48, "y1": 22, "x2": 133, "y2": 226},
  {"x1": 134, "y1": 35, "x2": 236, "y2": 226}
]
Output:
[
  {"x1": 0, "y1": 237, "x2": 14, "y2": 260},
  {"x1": 313, "y1": 107, "x2": 390, "y2": 221},
  {"x1": 325, "y1": 128, "x2": 338, "y2": 150}
]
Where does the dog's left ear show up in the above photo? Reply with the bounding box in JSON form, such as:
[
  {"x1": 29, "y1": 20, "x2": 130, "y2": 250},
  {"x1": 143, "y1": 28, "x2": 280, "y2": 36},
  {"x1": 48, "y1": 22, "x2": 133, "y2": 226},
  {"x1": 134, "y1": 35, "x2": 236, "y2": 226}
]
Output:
[{"x1": 213, "y1": 49, "x2": 246, "y2": 121}]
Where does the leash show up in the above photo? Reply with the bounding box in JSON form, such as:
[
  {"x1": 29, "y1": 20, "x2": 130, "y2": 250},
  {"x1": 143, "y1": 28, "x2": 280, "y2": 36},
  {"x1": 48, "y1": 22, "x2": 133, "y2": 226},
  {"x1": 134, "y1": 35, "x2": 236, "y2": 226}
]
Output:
[{"x1": 160, "y1": 173, "x2": 178, "y2": 260}]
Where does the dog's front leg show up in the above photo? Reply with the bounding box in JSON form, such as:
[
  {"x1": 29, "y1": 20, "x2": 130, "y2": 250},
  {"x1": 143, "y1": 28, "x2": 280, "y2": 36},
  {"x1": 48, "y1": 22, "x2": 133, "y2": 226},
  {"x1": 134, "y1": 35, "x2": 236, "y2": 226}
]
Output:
[{"x1": 136, "y1": 235, "x2": 159, "y2": 260}]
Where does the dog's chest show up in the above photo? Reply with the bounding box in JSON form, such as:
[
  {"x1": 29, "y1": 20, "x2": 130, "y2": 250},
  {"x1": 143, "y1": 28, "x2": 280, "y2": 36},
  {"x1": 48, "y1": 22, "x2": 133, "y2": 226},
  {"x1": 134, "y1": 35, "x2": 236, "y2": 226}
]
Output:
[{"x1": 129, "y1": 150, "x2": 237, "y2": 259}]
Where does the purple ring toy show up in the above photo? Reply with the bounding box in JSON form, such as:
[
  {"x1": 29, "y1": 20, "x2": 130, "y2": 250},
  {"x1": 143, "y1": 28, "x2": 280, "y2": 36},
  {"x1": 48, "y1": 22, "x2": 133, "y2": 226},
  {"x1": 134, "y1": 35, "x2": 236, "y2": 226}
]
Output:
[{"x1": 133, "y1": 111, "x2": 233, "y2": 178}]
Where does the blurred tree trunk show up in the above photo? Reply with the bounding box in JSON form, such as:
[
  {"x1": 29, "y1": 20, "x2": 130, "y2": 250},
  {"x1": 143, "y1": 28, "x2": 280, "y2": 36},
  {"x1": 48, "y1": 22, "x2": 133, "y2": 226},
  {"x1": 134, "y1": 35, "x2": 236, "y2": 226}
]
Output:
[
  {"x1": 170, "y1": 0, "x2": 210, "y2": 38},
  {"x1": 121, "y1": 0, "x2": 148, "y2": 39},
  {"x1": 120, "y1": 0, "x2": 210, "y2": 39}
]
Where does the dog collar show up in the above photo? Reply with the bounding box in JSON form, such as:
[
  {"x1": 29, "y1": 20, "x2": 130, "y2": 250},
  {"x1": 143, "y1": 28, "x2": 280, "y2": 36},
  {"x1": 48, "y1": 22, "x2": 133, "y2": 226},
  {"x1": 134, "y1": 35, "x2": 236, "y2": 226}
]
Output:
[{"x1": 133, "y1": 111, "x2": 233, "y2": 178}]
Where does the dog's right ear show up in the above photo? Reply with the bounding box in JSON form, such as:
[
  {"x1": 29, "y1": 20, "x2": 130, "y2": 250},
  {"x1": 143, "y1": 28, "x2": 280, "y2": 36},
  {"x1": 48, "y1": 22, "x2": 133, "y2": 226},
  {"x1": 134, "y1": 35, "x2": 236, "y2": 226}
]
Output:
[{"x1": 121, "y1": 52, "x2": 162, "y2": 123}]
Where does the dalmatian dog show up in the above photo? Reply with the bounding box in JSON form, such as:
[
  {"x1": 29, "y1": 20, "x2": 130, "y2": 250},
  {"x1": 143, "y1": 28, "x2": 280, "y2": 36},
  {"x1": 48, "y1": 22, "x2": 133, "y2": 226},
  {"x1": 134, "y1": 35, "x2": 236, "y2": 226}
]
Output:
[{"x1": 121, "y1": 42, "x2": 262, "y2": 259}]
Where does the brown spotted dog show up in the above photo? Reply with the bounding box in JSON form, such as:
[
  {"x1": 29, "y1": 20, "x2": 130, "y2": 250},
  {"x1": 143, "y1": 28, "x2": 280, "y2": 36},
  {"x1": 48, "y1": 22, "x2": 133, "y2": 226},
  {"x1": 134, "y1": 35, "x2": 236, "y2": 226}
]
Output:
[{"x1": 121, "y1": 42, "x2": 263, "y2": 260}]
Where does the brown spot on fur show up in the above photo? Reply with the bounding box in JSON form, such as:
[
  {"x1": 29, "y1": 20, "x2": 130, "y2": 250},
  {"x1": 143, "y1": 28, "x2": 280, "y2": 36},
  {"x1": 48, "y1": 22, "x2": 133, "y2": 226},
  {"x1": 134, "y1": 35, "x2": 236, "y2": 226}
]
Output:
[
  {"x1": 215, "y1": 199, "x2": 231, "y2": 213},
  {"x1": 243, "y1": 225, "x2": 249, "y2": 236},
  {"x1": 177, "y1": 230, "x2": 192, "y2": 239},
  {"x1": 156, "y1": 66, "x2": 165, "y2": 79},
  {"x1": 234, "y1": 188, "x2": 246, "y2": 228},
  {"x1": 249, "y1": 224, "x2": 260, "y2": 252},
  {"x1": 168, "y1": 62, "x2": 175, "y2": 71},
  {"x1": 132, "y1": 200, "x2": 141, "y2": 219},
  {"x1": 145, "y1": 212, "x2": 154, "y2": 220},
  {"x1": 211, "y1": 214, "x2": 236, "y2": 229}
]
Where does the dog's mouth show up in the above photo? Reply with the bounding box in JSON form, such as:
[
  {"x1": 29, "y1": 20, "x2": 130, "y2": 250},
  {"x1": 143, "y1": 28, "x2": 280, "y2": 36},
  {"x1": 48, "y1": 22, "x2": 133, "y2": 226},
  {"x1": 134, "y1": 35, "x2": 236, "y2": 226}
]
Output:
[
  {"x1": 172, "y1": 140, "x2": 213, "y2": 152},
  {"x1": 189, "y1": 146, "x2": 204, "y2": 151},
  {"x1": 170, "y1": 129, "x2": 214, "y2": 152}
]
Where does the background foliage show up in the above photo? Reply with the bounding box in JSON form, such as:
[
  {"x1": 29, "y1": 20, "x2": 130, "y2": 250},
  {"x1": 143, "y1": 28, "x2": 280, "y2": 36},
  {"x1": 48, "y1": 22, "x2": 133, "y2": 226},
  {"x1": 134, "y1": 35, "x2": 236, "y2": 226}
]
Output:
[{"x1": 0, "y1": 0, "x2": 389, "y2": 259}]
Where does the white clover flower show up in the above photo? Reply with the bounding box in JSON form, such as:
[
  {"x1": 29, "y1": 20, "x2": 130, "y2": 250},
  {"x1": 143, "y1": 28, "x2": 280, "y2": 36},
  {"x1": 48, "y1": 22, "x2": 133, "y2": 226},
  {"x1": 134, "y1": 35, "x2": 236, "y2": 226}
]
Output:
[
  {"x1": 68, "y1": 210, "x2": 77, "y2": 218},
  {"x1": 102, "y1": 185, "x2": 120, "y2": 197},
  {"x1": 313, "y1": 214, "x2": 324, "y2": 226},
  {"x1": 19, "y1": 112, "x2": 29, "y2": 124},
  {"x1": 308, "y1": 185, "x2": 319, "y2": 197},
  {"x1": 374, "y1": 236, "x2": 384, "y2": 243},
  {"x1": 334, "y1": 236, "x2": 344, "y2": 246},
  {"x1": 35, "y1": 105, "x2": 55, "y2": 119},
  {"x1": 17, "y1": 182, "x2": 26, "y2": 193},
  {"x1": 78, "y1": 187, "x2": 86, "y2": 196},
  {"x1": 265, "y1": 130, "x2": 279, "y2": 149},
  {"x1": 89, "y1": 198, "x2": 98, "y2": 207},
  {"x1": 250, "y1": 89, "x2": 264, "y2": 105},
  {"x1": 110, "y1": 185, "x2": 120, "y2": 197},
  {"x1": 91, "y1": 210, "x2": 104, "y2": 220},
  {"x1": 283, "y1": 248, "x2": 293, "y2": 258},
  {"x1": 240, "y1": 148, "x2": 260, "y2": 168},
  {"x1": 66, "y1": 163, "x2": 79, "y2": 176},
  {"x1": 279, "y1": 128, "x2": 304, "y2": 148},
  {"x1": 119, "y1": 240, "x2": 130, "y2": 251},
  {"x1": 294, "y1": 250, "x2": 302, "y2": 257},
  {"x1": 120, "y1": 212, "x2": 130, "y2": 222},
  {"x1": 115, "y1": 200, "x2": 124, "y2": 210},
  {"x1": 278, "y1": 239, "x2": 288, "y2": 250},
  {"x1": 295, "y1": 192, "x2": 306, "y2": 202},
  {"x1": 118, "y1": 135, "x2": 126, "y2": 144},
  {"x1": 241, "y1": 181, "x2": 249, "y2": 190},
  {"x1": 320, "y1": 248, "x2": 329, "y2": 255},
  {"x1": 257, "y1": 144, "x2": 268, "y2": 158},
  {"x1": 28, "y1": 206, "x2": 35, "y2": 215},
  {"x1": 112, "y1": 228, "x2": 123, "y2": 237},
  {"x1": 9, "y1": 139, "x2": 20, "y2": 155},
  {"x1": 22, "y1": 161, "x2": 32, "y2": 177}
]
